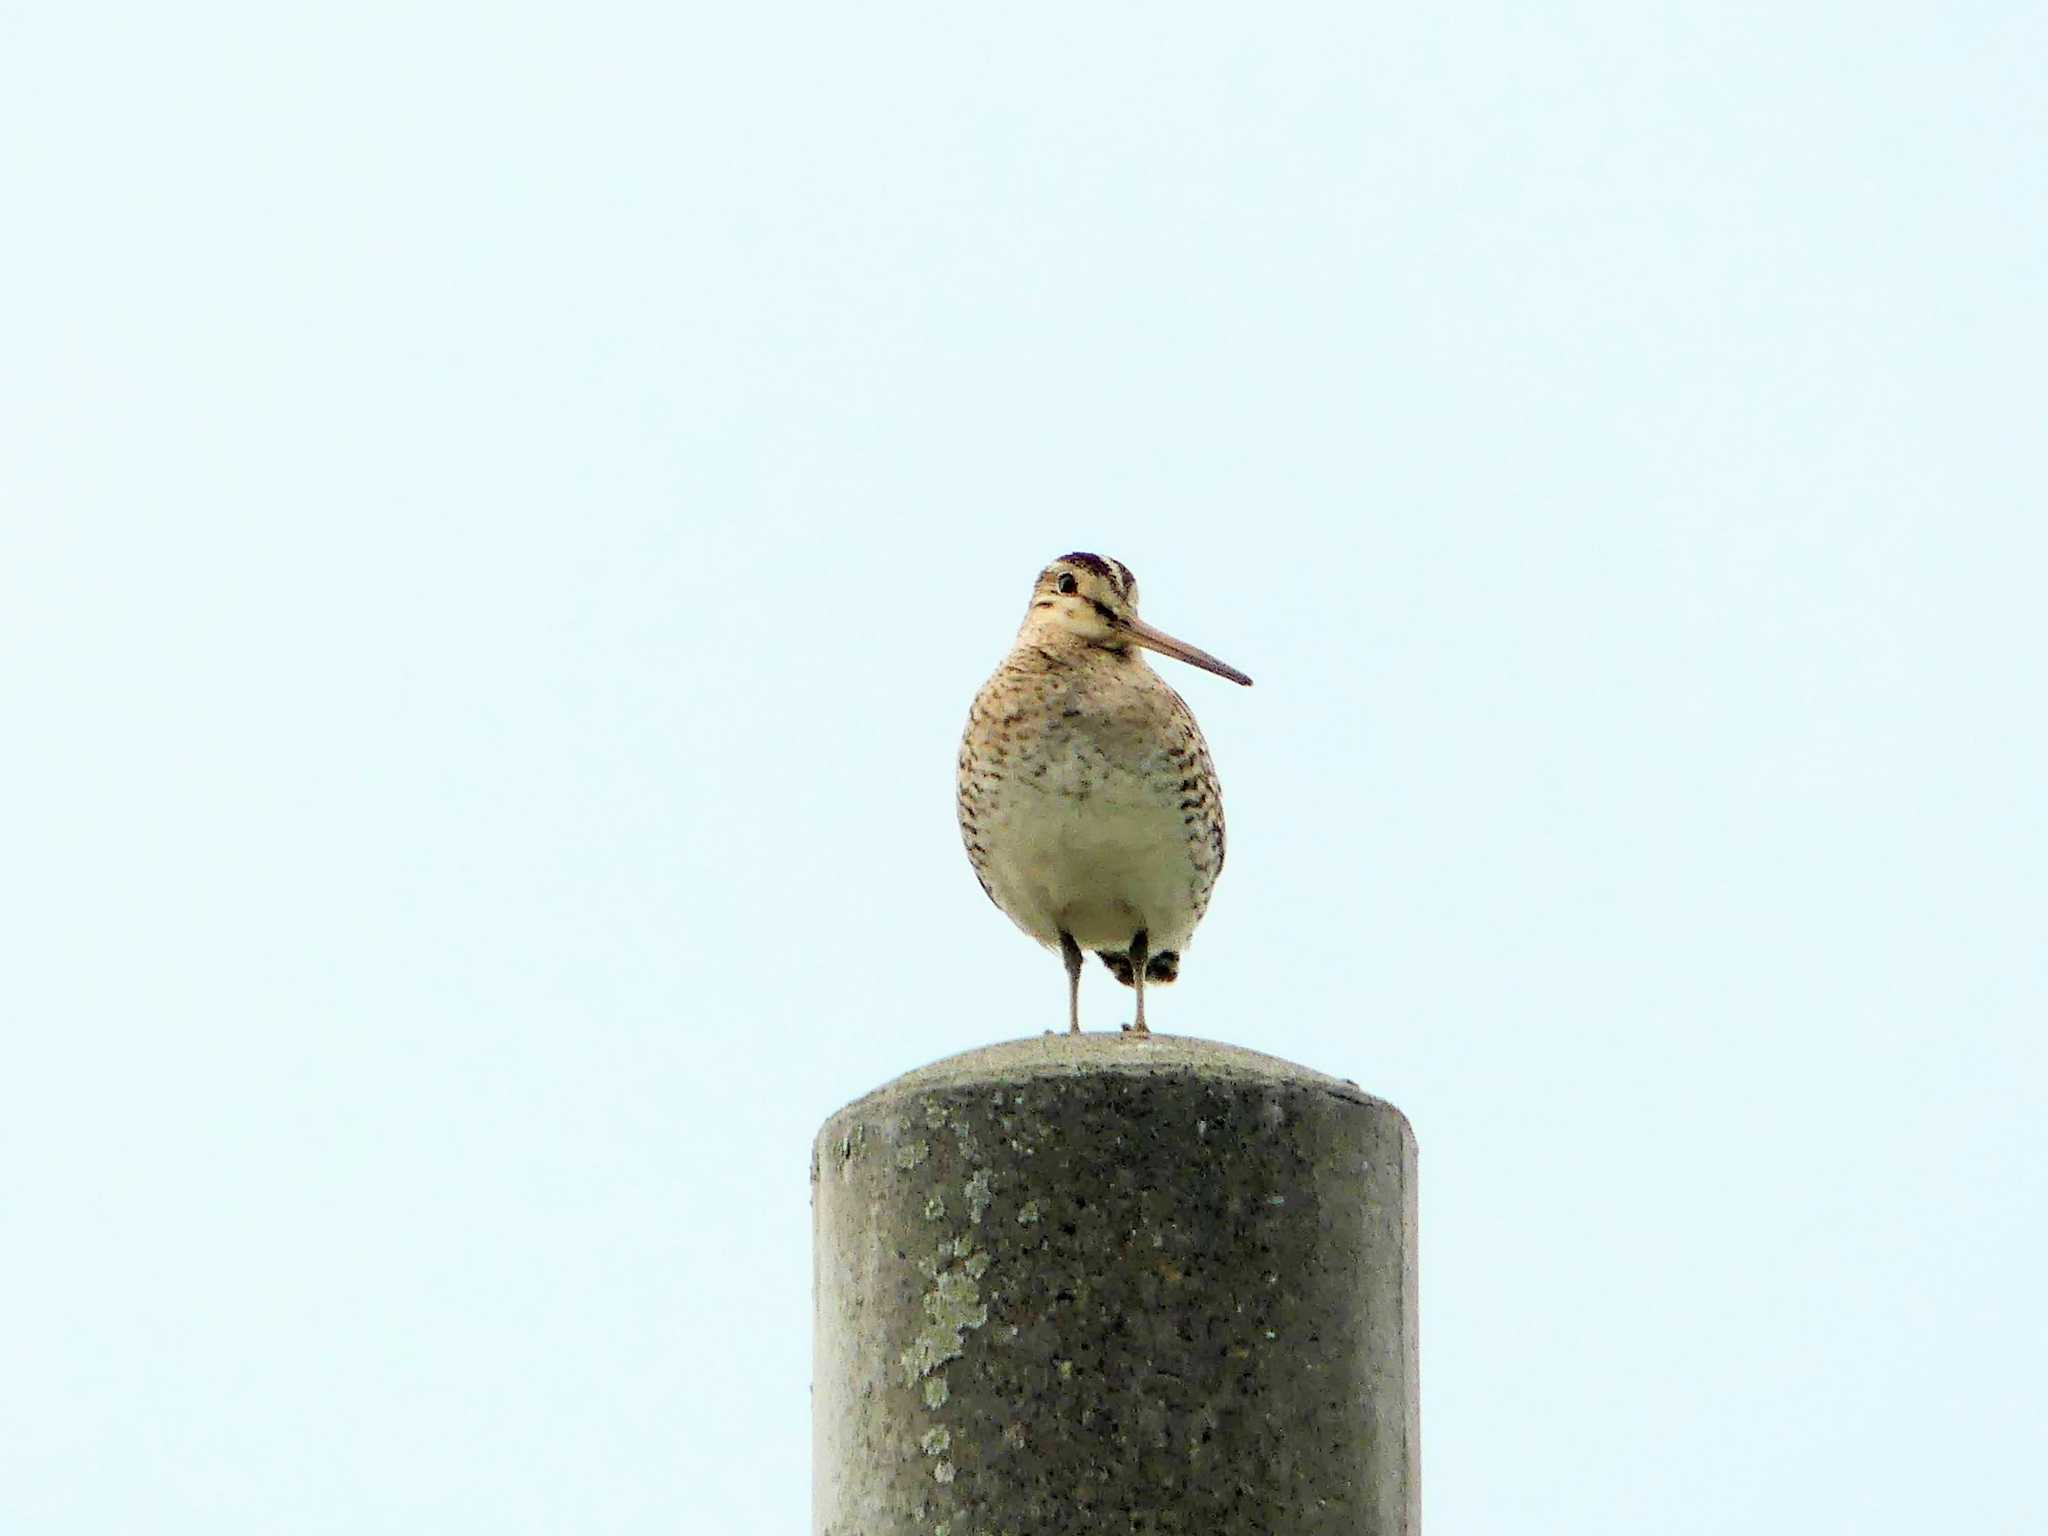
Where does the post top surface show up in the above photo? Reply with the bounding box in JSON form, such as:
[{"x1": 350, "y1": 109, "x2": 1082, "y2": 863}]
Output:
[{"x1": 820, "y1": 1032, "x2": 1408, "y2": 1141}]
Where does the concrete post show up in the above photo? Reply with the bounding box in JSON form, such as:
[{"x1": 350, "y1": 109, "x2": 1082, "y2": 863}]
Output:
[{"x1": 812, "y1": 1034, "x2": 1419, "y2": 1534}]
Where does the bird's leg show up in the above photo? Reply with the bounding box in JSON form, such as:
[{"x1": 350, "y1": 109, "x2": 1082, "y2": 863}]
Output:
[
  {"x1": 1127, "y1": 928, "x2": 1150, "y2": 1035},
  {"x1": 1059, "y1": 930, "x2": 1084, "y2": 1034}
]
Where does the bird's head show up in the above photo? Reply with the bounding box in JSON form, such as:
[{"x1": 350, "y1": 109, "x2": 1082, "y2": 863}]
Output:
[{"x1": 1018, "y1": 552, "x2": 1252, "y2": 687}]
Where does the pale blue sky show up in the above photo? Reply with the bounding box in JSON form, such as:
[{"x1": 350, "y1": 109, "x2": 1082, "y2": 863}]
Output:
[{"x1": 5, "y1": 4, "x2": 2043, "y2": 1531}]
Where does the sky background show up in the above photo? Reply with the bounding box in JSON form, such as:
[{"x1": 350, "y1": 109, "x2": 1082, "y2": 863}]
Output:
[{"x1": 5, "y1": 4, "x2": 2044, "y2": 1531}]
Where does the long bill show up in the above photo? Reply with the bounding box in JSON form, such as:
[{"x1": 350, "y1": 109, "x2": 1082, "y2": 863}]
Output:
[{"x1": 1121, "y1": 615, "x2": 1254, "y2": 687}]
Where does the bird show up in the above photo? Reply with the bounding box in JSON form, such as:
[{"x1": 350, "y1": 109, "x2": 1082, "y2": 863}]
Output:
[{"x1": 957, "y1": 553, "x2": 1252, "y2": 1035}]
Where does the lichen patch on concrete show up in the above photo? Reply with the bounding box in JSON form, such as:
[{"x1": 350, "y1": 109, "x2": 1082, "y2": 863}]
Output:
[
  {"x1": 832, "y1": 1122, "x2": 868, "y2": 1172},
  {"x1": 964, "y1": 1168, "x2": 993, "y2": 1225},
  {"x1": 898, "y1": 1251, "x2": 990, "y2": 1388}
]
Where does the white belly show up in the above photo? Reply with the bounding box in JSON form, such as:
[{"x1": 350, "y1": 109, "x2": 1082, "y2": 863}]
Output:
[{"x1": 976, "y1": 776, "x2": 1201, "y2": 955}]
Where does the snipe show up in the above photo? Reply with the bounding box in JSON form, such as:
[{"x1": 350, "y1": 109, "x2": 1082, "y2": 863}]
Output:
[{"x1": 956, "y1": 553, "x2": 1252, "y2": 1034}]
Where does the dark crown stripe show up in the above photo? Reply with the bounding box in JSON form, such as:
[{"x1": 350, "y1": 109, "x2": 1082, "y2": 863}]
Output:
[{"x1": 1058, "y1": 552, "x2": 1137, "y2": 597}]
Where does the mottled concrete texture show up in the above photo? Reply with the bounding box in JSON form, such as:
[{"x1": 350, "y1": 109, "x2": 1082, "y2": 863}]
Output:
[{"x1": 812, "y1": 1035, "x2": 1419, "y2": 1535}]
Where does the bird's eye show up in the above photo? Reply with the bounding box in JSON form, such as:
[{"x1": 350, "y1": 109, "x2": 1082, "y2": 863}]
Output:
[{"x1": 1056, "y1": 573, "x2": 1078, "y2": 595}]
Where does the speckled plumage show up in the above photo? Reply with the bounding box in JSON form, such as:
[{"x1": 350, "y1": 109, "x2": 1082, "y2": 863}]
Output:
[{"x1": 957, "y1": 553, "x2": 1251, "y2": 1034}]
